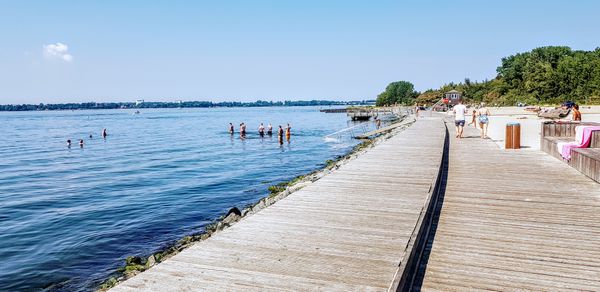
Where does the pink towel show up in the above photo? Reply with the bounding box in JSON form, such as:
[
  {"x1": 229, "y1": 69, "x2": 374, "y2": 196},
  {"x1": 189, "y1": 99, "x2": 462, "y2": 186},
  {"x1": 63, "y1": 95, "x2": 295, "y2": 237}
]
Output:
[{"x1": 559, "y1": 126, "x2": 600, "y2": 160}]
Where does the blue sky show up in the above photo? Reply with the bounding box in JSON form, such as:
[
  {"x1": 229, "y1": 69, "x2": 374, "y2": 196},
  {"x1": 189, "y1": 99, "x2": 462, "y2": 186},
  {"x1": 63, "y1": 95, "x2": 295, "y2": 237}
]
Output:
[{"x1": 0, "y1": 0, "x2": 598, "y2": 104}]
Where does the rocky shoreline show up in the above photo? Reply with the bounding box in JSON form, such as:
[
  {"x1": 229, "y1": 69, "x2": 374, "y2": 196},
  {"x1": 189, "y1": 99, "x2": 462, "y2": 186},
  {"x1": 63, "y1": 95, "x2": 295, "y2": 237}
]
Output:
[{"x1": 98, "y1": 117, "x2": 415, "y2": 291}]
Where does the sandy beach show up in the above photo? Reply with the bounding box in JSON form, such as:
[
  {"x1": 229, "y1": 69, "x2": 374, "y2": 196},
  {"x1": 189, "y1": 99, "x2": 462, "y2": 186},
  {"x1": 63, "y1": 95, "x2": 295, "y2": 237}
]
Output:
[{"x1": 451, "y1": 106, "x2": 600, "y2": 149}]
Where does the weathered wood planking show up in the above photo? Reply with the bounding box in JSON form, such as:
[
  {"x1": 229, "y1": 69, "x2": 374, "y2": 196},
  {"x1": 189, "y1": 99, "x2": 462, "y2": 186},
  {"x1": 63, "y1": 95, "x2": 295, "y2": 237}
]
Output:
[
  {"x1": 111, "y1": 117, "x2": 447, "y2": 291},
  {"x1": 420, "y1": 123, "x2": 600, "y2": 291},
  {"x1": 570, "y1": 148, "x2": 600, "y2": 183},
  {"x1": 540, "y1": 121, "x2": 600, "y2": 183}
]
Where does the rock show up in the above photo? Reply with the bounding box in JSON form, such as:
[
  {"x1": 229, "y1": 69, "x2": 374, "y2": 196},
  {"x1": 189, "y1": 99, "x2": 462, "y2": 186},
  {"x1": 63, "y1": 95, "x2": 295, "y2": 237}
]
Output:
[
  {"x1": 222, "y1": 212, "x2": 240, "y2": 225},
  {"x1": 125, "y1": 256, "x2": 143, "y2": 266},
  {"x1": 146, "y1": 255, "x2": 156, "y2": 267},
  {"x1": 226, "y1": 207, "x2": 242, "y2": 216}
]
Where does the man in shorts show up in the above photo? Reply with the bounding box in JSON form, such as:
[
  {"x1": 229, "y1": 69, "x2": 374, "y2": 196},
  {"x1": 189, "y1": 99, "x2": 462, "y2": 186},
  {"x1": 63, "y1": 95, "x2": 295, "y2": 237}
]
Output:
[{"x1": 453, "y1": 99, "x2": 467, "y2": 138}]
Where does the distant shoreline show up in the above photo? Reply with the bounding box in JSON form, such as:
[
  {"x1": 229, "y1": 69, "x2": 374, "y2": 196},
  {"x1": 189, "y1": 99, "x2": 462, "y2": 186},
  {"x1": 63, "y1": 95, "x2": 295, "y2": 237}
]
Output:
[{"x1": 0, "y1": 100, "x2": 375, "y2": 112}]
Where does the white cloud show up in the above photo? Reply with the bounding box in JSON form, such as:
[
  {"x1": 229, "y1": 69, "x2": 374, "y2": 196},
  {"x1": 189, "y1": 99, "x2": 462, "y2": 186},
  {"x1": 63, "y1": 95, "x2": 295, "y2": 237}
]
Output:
[{"x1": 43, "y1": 42, "x2": 73, "y2": 62}]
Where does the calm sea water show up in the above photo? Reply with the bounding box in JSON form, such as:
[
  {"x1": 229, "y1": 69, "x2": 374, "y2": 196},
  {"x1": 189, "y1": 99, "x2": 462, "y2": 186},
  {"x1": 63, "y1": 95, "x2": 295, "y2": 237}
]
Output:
[{"x1": 0, "y1": 107, "x2": 372, "y2": 291}]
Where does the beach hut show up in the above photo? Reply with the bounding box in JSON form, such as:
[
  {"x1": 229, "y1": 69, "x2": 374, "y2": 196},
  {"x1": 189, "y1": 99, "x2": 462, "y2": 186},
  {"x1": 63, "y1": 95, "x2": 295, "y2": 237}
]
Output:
[{"x1": 445, "y1": 90, "x2": 462, "y2": 105}]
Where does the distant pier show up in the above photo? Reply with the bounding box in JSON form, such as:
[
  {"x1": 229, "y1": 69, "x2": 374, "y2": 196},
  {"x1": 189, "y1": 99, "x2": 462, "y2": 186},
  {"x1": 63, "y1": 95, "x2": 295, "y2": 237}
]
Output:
[{"x1": 320, "y1": 107, "x2": 407, "y2": 121}]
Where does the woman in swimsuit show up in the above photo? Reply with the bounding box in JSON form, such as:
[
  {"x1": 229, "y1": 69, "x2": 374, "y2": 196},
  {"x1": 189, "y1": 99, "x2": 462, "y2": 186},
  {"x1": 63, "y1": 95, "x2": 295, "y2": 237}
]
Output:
[
  {"x1": 477, "y1": 103, "x2": 491, "y2": 139},
  {"x1": 278, "y1": 125, "x2": 284, "y2": 144},
  {"x1": 285, "y1": 123, "x2": 291, "y2": 141},
  {"x1": 240, "y1": 123, "x2": 246, "y2": 138},
  {"x1": 229, "y1": 123, "x2": 234, "y2": 135}
]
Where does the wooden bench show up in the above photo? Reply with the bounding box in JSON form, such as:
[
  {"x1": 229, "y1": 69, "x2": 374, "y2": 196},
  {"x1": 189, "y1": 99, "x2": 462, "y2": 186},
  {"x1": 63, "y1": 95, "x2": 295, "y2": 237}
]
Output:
[
  {"x1": 570, "y1": 148, "x2": 600, "y2": 183},
  {"x1": 541, "y1": 121, "x2": 600, "y2": 183}
]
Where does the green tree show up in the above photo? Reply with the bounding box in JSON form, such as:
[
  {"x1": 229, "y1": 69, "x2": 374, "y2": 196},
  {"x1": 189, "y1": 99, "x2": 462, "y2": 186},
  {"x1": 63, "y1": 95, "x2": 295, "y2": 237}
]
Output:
[{"x1": 375, "y1": 81, "x2": 418, "y2": 106}]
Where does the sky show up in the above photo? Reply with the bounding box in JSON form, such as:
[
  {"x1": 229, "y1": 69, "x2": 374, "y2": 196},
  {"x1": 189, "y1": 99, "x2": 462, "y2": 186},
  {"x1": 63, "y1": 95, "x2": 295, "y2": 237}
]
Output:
[{"x1": 0, "y1": 0, "x2": 599, "y2": 104}]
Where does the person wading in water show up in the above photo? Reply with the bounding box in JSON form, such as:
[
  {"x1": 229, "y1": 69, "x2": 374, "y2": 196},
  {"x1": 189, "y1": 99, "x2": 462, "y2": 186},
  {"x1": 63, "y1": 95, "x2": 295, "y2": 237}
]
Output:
[{"x1": 278, "y1": 125, "x2": 284, "y2": 144}]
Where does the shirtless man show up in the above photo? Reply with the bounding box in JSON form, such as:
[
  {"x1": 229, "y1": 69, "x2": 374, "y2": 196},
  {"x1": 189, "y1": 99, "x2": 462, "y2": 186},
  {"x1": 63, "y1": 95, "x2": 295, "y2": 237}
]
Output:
[
  {"x1": 267, "y1": 124, "x2": 273, "y2": 136},
  {"x1": 258, "y1": 123, "x2": 265, "y2": 137}
]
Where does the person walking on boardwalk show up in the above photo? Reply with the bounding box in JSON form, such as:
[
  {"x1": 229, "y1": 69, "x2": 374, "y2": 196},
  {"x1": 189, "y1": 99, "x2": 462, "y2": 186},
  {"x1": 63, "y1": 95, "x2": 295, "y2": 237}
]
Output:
[
  {"x1": 572, "y1": 104, "x2": 582, "y2": 121},
  {"x1": 375, "y1": 118, "x2": 381, "y2": 129},
  {"x1": 453, "y1": 99, "x2": 467, "y2": 138},
  {"x1": 228, "y1": 123, "x2": 234, "y2": 135},
  {"x1": 477, "y1": 102, "x2": 491, "y2": 139},
  {"x1": 285, "y1": 123, "x2": 291, "y2": 141},
  {"x1": 267, "y1": 123, "x2": 273, "y2": 136},
  {"x1": 258, "y1": 123, "x2": 265, "y2": 137}
]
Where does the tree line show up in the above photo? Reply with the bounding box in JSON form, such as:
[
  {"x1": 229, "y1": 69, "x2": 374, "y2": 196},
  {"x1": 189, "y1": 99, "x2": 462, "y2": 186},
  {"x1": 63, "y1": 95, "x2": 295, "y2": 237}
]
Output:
[
  {"x1": 0, "y1": 100, "x2": 374, "y2": 111},
  {"x1": 377, "y1": 46, "x2": 600, "y2": 106}
]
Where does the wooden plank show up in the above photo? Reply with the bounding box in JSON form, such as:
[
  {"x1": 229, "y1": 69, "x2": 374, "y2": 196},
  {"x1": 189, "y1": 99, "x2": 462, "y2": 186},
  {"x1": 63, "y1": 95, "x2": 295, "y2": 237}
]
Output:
[
  {"x1": 420, "y1": 121, "x2": 600, "y2": 291},
  {"x1": 111, "y1": 118, "x2": 447, "y2": 291}
]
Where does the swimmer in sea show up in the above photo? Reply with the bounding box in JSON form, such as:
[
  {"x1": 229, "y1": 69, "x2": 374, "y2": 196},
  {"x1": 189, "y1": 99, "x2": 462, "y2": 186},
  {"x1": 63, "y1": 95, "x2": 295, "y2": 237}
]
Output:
[
  {"x1": 67, "y1": 139, "x2": 72, "y2": 147},
  {"x1": 79, "y1": 139, "x2": 84, "y2": 148},
  {"x1": 285, "y1": 123, "x2": 291, "y2": 141},
  {"x1": 229, "y1": 123, "x2": 234, "y2": 135},
  {"x1": 267, "y1": 123, "x2": 273, "y2": 136},
  {"x1": 89, "y1": 134, "x2": 93, "y2": 139},
  {"x1": 102, "y1": 128, "x2": 107, "y2": 138},
  {"x1": 258, "y1": 123, "x2": 265, "y2": 137}
]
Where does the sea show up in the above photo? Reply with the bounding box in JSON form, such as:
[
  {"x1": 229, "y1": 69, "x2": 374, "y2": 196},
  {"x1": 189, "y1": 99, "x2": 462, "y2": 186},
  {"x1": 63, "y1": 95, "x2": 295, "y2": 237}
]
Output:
[{"x1": 0, "y1": 106, "x2": 377, "y2": 291}]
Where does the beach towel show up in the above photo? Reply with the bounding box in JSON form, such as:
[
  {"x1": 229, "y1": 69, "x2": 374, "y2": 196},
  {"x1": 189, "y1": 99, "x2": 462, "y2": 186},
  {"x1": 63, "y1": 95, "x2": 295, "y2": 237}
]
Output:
[{"x1": 557, "y1": 126, "x2": 600, "y2": 160}]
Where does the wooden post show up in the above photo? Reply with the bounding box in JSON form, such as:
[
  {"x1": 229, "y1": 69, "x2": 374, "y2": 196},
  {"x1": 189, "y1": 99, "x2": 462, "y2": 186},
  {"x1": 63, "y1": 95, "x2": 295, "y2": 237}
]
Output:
[
  {"x1": 513, "y1": 123, "x2": 521, "y2": 149},
  {"x1": 505, "y1": 124, "x2": 513, "y2": 149}
]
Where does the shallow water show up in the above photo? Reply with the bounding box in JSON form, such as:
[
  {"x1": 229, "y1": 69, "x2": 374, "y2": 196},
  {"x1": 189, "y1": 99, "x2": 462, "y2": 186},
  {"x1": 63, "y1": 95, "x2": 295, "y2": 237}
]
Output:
[{"x1": 0, "y1": 107, "x2": 374, "y2": 291}]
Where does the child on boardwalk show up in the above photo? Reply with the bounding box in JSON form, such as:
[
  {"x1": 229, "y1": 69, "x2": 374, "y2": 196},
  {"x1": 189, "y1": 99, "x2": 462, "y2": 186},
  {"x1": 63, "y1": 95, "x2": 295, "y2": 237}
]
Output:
[{"x1": 468, "y1": 110, "x2": 478, "y2": 129}]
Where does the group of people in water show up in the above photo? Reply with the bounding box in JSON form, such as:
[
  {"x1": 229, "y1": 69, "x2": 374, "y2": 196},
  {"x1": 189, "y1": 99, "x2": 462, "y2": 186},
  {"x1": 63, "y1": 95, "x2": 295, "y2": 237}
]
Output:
[
  {"x1": 229, "y1": 122, "x2": 291, "y2": 144},
  {"x1": 67, "y1": 128, "x2": 108, "y2": 148}
]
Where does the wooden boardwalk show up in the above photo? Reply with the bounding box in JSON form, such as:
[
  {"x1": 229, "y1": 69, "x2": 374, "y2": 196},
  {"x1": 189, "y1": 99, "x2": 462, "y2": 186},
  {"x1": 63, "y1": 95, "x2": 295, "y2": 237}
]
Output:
[
  {"x1": 420, "y1": 123, "x2": 600, "y2": 291},
  {"x1": 112, "y1": 117, "x2": 446, "y2": 291}
]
